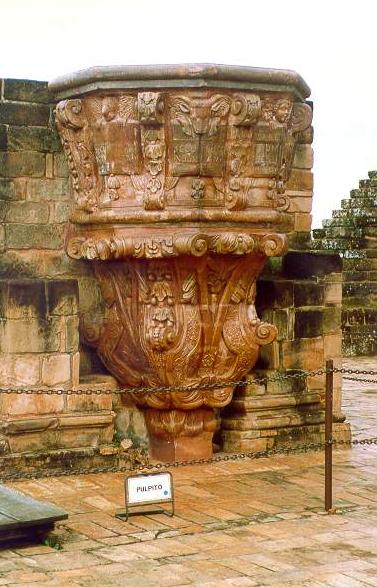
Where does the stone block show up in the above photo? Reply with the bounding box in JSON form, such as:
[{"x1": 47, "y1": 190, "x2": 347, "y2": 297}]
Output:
[
  {"x1": 26, "y1": 178, "x2": 70, "y2": 201},
  {"x1": 282, "y1": 337, "x2": 324, "y2": 370},
  {"x1": 0, "y1": 102, "x2": 50, "y2": 126},
  {"x1": 6, "y1": 280, "x2": 46, "y2": 319},
  {"x1": 41, "y1": 354, "x2": 71, "y2": 387},
  {"x1": 286, "y1": 169, "x2": 313, "y2": 191},
  {"x1": 64, "y1": 316, "x2": 80, "y2": 352},
  {"x1": 71, "y1": 351, "x2": 80, "y2": 387},
  {"x1": 323, "y1": 307, "x2": 342, "y2": 333},
  {"x1": 5, "y1": 126, "x2": 61, "y2": 153},
  {"x1": 256, "y1": 279, "x2": 293, "y2": 311},
  {"x1": 324, "y1": 333, "x2": 342, "y2": 359},
  {"x1": 58, "y1": 413, "x2": 114, "y2": 448},
  {"x1": 294, "y1": 213, "x2": 312, "y2": 232},
  {"x1": 6, "y1": 223, "x2": 65, "y2": 249},
  {"x1": 0, "y1": 353, "x2": 40, "y2": 387},
  {"x1": 47, "y1": 280, "x2": 79, "y2": 316},
  {"x1": 66, "y1": 374, "x2": 114, "y2": 412},
  {"x1": 294, "y1": 282, "x2": 324, "y2": 307},
  {"x1": 0, "y1": 318, "x2": 45, "y2": 353},
  {"x1": 0, "y1": 151, "x2": 45, "y2": 177},
  {"x1": 222, "y1": 432, "x2": 270, "y2": 453},
  {"x1": 294, "y1": 309, "x2": 324, "y2": 338},
  {"x1": 6, "y1": 425, "x2": 60, "y2": 453},
  {"x1": 292, "y1": 144, "x2": 314, "y2": 169},
  {"x1": 0, "y1": 125, "x2": 7, "y2": 151},
  {"x1": 324, "y1": 282, "x2": 342, "y2": 305},
  {"x1": 4, "y1": 391, "x2": 63, "y2": 416},
  {"x1": 0, "y1": 179, "x2": 22, "y2": 201},
  {"x1": 51, "y1": 201, "x2": 72, "y2": 223},
  {"x1": 0, "y1": 200, "x2": 8, "y2": 222},
  {"x1": 0, "y1": 226, "x2": 4, "y2": 253},
  {"x1": 5, "y1": 201, "x2": 50, "y2": 224},
  {"x1": 287, "y1": 196, "x2": 313, "y2": 213},
  {"x1": 45, "y1": 154, "x2": 54, "y2": 178},
  {"x1": 282, "y1": 252, "x2": 342, "y2": 279},
  {"x1": 3, "y1": 79, "x2": 51, "y2": 104},
  {"x1": 53, "y1": 153, "x2": 69, "y2": 178}
]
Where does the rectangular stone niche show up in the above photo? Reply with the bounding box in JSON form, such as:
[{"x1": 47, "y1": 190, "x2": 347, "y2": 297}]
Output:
[{"x1": 0, "y1": 278, "x2": 115, "y2": 460}]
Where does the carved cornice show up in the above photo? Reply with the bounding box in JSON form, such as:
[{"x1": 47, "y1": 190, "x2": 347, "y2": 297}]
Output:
[
  {"x1": 67, "y1": 232, "x2": 287, "y2": 260},
  {"x1": 49, "y1": 64, "x2": 311, "y2": 100}
]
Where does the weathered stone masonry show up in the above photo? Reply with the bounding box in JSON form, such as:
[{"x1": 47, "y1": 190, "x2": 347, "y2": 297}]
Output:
[
  {"x1": 0, "y1": 76, "x2": 350, "y2": 469},
  {"x1": 312, "y1": 170, "x2": 377, "y2": 356}
]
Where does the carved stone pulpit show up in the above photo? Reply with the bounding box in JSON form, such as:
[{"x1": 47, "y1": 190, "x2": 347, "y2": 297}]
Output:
[{"x1": 50, "y1": 64, "x2": 312, "y2": 461}]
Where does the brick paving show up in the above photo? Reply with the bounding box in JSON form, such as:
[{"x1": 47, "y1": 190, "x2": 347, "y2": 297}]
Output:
[{"x1": 1, "y1": 357, "x2": 377, "y2": 586}]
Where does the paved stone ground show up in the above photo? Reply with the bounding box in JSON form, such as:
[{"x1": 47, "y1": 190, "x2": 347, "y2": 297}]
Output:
[{"x1": 1, "y1": 357, "x2": 377, "y2": 587}]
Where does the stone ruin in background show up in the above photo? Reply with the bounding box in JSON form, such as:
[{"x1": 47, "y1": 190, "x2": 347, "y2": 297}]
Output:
[{"x1": 0, "y1": 65, "x2": 351, "y2": 472}]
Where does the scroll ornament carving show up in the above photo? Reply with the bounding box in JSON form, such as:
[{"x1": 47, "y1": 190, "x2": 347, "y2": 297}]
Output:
[
  {"x1": 66, "y1": 232, "x2": 287, "y2": 260},
  {"x1": 56, "y1": 99, "x2": 100, "y2": 213}
]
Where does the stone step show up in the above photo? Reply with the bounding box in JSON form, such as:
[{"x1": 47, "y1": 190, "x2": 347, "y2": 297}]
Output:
[
  {"x1": 342, "y1": 197, "x2": 377, "y2": 208},
  {"x1": 310, "y1": 238, "x2": 364, "y2": 253},
  {"x1": 333, "y1": 207, "x2": 377, "y2": 218},
  {"x1": 312, "y1": 228, "x2": 326, "y2": 239},
  {"x1": 342, "y1": 258, "x2": 377, "y2": 271},
  {"x1": 342, "y1": 280, "x2": 377, "y2": 303},
  {"x1": 324, "y1": 215, "x2": 377, "y2": 228},
  {"x1": 319, "y1": 227, "x2": 364, "y2": 239},
  {"x1": 351, "y1": 187, "x2": 377, "y2": 197},
  {"x1": 342, "y1": 307, "x2": 377, "y2": 326},
  {"x1": 343, "y1": 270, "x2": 377, "y2": 282}
]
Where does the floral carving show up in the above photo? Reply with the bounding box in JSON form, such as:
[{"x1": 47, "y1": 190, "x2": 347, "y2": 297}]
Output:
[{"x1": 54, "y1": 71, "x2": 311, "y2": 461}]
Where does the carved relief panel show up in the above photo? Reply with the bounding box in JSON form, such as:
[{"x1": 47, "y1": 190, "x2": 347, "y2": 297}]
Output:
[{"x1": 56, "y1": 88, "x2": 312, "y2": 219}]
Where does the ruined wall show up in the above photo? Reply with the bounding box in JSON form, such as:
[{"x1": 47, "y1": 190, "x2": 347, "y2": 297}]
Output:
[
  {"x1": 312, "y1": 170, "x2": 377, "y2": 356},
  {"x1": 0, "y1": 79, "x2": 120, "y2": 464}
]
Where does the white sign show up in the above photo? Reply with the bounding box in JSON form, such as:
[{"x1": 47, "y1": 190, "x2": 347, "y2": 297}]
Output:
[{"x1": 127, "y1": 473, "x2": 172, "y2": 505}]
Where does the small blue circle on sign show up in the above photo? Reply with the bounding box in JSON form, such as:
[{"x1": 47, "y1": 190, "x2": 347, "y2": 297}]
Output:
[{"x1": 164, "y1": 490, "x2": 168, "y2": 495}]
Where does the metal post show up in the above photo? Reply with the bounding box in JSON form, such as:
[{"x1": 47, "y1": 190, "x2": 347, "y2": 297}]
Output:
[{"x1": 325, "y1": 359, "x2": 334, "y2": 513}]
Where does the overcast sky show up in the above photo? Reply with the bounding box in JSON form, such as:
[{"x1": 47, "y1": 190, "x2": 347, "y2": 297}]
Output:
[{"x1": 1, "y1": 0, "x2": 376, "y2": 227}]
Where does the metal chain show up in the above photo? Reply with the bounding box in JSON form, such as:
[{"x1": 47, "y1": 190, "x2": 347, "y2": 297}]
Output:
[
  {"x1": 3, "y1": 436, "x2": 377, "y2": 482},
  {"x1": 0, "y1": 441, "x2": 326, "y2": 481},
  {"x1": 343, "y1": 376, "x2": 377, "y2": 385},
  {"x1": 0, "y1": 366, "x2": 376, "y2": 396}
]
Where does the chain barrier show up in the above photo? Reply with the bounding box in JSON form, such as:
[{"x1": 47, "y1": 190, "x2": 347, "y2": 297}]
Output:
[
  {"x1": 343, "y1": 376, "x2": 377, "y2": 385},
  {"x1": 1, "y1": 365, "x2": 377, "y2": 483},
  {"x1": 2, "y1": 436, "x2": 377, "y2": 483},
  {"x1": 0, "y1": 366, "x2": 376, "y2": 396}
]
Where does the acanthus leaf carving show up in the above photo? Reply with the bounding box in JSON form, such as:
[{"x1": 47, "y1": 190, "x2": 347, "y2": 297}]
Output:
[{"x1": 138, "y1": 92, "x2": 164, "y2": 124}]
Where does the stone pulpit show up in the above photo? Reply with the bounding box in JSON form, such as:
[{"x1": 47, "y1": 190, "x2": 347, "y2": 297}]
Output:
[{"x1": 49, "y1": 64, "x2": 312, "y2": 461}]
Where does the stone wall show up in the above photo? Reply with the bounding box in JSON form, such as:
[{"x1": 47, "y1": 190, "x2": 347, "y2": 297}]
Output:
[
  {"x1": 0, "y1": 78, "x2": 349, "y2": 466},
  {"x1": 312, "y1": 170, "x2": 377, "y2": 356},
  {"x1": 0, "y1": 79, "x2": 123, "y2": 466},
  {"x1": 222, "y1": 251, "x2": 350, "y2": 452}
]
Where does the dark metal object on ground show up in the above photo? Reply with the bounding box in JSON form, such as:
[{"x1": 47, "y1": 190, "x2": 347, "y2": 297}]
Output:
[{"x1": 0, "y1": 485, "x2": 67, "y2": 543}]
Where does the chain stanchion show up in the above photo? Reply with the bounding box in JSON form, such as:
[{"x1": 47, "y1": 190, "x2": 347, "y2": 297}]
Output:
[{"x1": 325, "y1": 359, "x2": 335, "y2": 513}]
